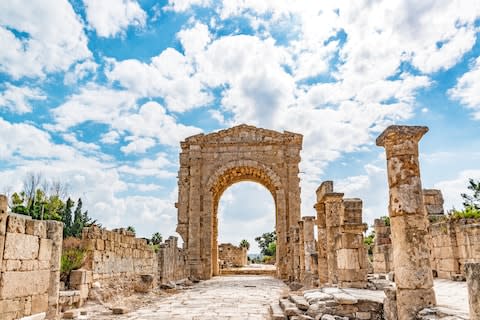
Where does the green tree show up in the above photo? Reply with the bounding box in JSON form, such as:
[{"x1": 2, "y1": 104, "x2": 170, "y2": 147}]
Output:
[
  {"x1": 239, "y1": 239, "x2": 250, "y2": 250},
  {"x1": 255, "y1": 231, "x2": 276, "y2": 256},
  {"x1": 462, "y1": 178, "x2": 480, "y2": 210},
  {"x1": 70, "y1": 198, "x2": 95, "y2": 238},
  {"x1": 11, "y1": 192, "x2": 27, "y2": 214},
  {"x1": 62, "y1": 198, "x2": 75, "y2": 238},
  {"x1": 127, "y1": 226, "x2": 136, "y2": 235},
  {"x1": 151, "y1": 232, "x2": 162, "y2": 245}
]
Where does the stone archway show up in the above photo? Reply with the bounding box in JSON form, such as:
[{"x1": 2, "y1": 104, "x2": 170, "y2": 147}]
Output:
[{"x1": 176, "y1": 125, "x2": 303, "y2": 280}]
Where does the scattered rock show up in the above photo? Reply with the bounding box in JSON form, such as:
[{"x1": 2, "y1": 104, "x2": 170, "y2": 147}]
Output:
[
  {"x1": 289, "y1": 294, "x2": 310, "y2": 310},
  {"x1": 112, "y1": 307, "x2": 129, "y2": 314},
  {"x1": 304, "y1": 291, "x2": 333, "y2": 304},
  {"x1": 159, "y1": 281, "x2": 176, "y2": 289},
  {"x1": 332, "y1": 293, "x2": 358, "y2": 305},
  {"x1": 62, "y1": 310, "x2": 79, "y2": 319},
  {"x1": 289, "y1": 282, "x2": 304, "y2": 291}
]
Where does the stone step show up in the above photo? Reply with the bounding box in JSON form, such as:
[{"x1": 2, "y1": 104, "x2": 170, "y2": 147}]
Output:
[
  {"x1": 288, "y1": 294, "x2": 310, "y2": 311},
  {"x1": 269, "y1": 302, "x2": 286, "y2": 320},
  {"x1": 279, "y1": 298, "x2": 302, "y2": 317}
]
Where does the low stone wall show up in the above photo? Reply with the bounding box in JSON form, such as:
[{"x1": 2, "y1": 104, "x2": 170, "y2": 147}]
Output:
[
  {"x1": 157, "y1": 236, "x2": 187, "y2": 284},
  {"x1": 430, "y1": 219, "x2": 480, "y2": 279},
  {"x1": 218, "y1": 243, "x2": 247, "y2": 268},
  {"x1": 80, "y1": 226, "x2": 157, "y2": 301},
  {"x1": 0, "y1": 208, "x2": 63, "y2": 319}
]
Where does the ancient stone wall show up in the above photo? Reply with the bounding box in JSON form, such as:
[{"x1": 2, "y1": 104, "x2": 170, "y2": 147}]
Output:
[
  {"x1": 0, "y1": 196, "x2": 63, "y2": 320},
  {"x1": 372, "y1": 218, "x2": 393, "y2": 273},
  {"x1": 430, "y1": 219, "x2": 480, "y2": 279},
  {"x1": 218, "y1": 243, "x2": 247, "y2": 268},
  {"x1": 80, "y1": 226, "x2": 157, "y2": 300},
  {"x1": 158, "y1": 236, "x2": 187, "y2": 284}
]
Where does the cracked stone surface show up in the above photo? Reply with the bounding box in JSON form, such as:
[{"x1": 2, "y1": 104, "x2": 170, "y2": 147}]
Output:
[{"x1": 80, "y1": 276, "x2": 287, "y2": 320}]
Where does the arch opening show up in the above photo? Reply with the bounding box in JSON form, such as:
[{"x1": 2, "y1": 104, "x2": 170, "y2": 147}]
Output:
[{"x1": 215, "y1": 181, "x2": 276, "y2": 275}]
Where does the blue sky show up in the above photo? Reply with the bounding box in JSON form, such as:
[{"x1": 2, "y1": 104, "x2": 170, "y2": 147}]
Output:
[{"x1": 1, "y1": 0, "x2": 479, "y2": 253}]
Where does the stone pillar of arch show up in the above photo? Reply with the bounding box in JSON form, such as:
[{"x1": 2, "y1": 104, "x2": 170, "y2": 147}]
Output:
[
  {"x1": 314, "y1": 181, "x2": 333, "y2": 284},
  {"x1": 176, "y1": 125, "x2": 303, "y2": 281}
]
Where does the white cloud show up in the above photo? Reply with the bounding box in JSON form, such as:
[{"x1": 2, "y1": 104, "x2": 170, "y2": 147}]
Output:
[
  {"x1": 107, "y1": 48, "x2": 212, "y2": 112},
  {"x1": 64, "y1": 59, "x2": 98, "y2": 85},
  {"x1": 120, "y1": 136, "x2": 156, "y2": 154},
  {"x1": 449, "y1": 57, "x2": 480, "y2": 120},
  {"x1": 50, "y1": 83, "x2": 138, "y2": 131},
  {"x1": 0, "y1": 0, "x2": 90, "y2": 79},
  {"x1": 177, "y1": 22, "x2": 211, "y2": 57},
  {"x1": 164, "y1": 0, "x2": 211, "y2": 12},
  {"x1": 435, "y1": 170, "x2": 480, "y2": 211},
  {"x1": 0, "y1": 83, "x2": 46, "y2": 113},
  {"x1": 100, "y1": 131, "x2": 121, "y2": 144},
  {"x1": 112, "y1": 101, "x2": 203, "y2": 146},
  {"x1": 82, "y1": 0, "x2": 147, "y2": 38}
]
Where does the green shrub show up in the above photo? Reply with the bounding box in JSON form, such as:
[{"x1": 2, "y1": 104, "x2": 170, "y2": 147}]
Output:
[
  {"x1": 60, "y1": 247, "x2": 85, "y2": 285},
  {"x1": 450, "y1": 206, "x2": 480, "y2": 220}
]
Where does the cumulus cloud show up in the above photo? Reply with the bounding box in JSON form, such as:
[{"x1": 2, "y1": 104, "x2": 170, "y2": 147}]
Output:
[
  {"x1": 83, "y1": 0, "x2": 147, "y2": 38},
  {"x1": 120, "y1": 137, "x2": 156, "y2": 154},
  {"x1": 164, "y1": 0, "x2": 211, "y2": 12},
  {"x1": 435, "y1": 170, "x2": 480, "y2": 211},
  {"x1": 0, "y1": 0, "x2": 90, "y2": 79},
  {"x1": 449, "y1": 57, "x2": 480, "y2": 120},
  {"x1": 106, "y1": 48, "x2": 212, "y2": 112},
  {"x1": 0, "y1": 83, "x2": 46, "y2": 113}
]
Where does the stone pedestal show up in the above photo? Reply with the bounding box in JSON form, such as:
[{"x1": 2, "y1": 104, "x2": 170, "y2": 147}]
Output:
[
  {"x1": 465, "y1": 263, "x2": 480, "y2": 319},
  {"x1": 302, "y1": 216, "x2": 317, "y2": 277},
  {"x1": 376, "y1": 125, "x2": 436, "y2": 320}
]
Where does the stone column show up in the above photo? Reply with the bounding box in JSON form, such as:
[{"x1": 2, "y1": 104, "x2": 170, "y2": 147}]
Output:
[
  {"x1": 46, "y1": 220, "x2": 63, "y2": 319},
  {"x1": 315, "y1": 182, "x2": 333, "y2": 284},
  {"x1": 324, "y1": 192, "x2": 344, "y2": 285},
  {"x1": 376, "y1": 125, "x2": 436, "y2": 320},
  {"x1": 465, "y1": 263, "x2": 480, "y2": 319},
  {"x1": 302, "y1": 216, "x2": 317, "y2": 276},
  {"x1": 298, "y1": 220, "x2": 306, "y2": 281},
  {"x1": 0, "y1": 194, "x2": 7, "y2": 268}
]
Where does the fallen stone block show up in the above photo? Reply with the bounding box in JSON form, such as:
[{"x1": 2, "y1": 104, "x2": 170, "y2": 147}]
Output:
[
  {"x1": 63, "y1": 310, "x2": 80, "y2": 319},
  {"x1": 280, "y1": 298, "x2": 302, "y2": 317},
  {"x1": 19, "y1": 312, "x2": 46, "y2": 320},
  {"x1": 269, "y1": 302, "x2": 286, "y2": 320},
  {"x1": 332, "y1": 292, "x2": 358, "y2": 305},
  {"x1": 304, "y1": 291, "x2": 334, "y2": 304},
  {"x1": 289, "y1": 294, "x2": 310, "y2": 310},
  {"x1": 112, "y1": 307, "x2": 129, "y2": 314}
]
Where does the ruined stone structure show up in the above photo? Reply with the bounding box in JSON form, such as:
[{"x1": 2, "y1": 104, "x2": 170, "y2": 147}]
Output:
[
  {"x1": 430, "y1": 218, "x2": 480, "y2": 279},
  {"x1": 465, "y1": 263, "x2": 480, "y2": 319},
  {"x1": 176, "y1": 125, "x2": 303, "y2": 280},
  {"x1": 377, "y1": 125, "x2": 436, "y2": 320},
  {"x1": 79, "y1": 226, "x2": 158, "y2": 300},
  {"x1": 302, "y1": 216, "x2": 318, "y2": 284},
  {"x1": 218, "y1": 243, "x2": 247, "y2": 268},
  {"x1": 314, "y1": 181, "x2": 368, "y2": 288},
  {"x1": 372, "y1": 218, "x2": 393, "y2": 274},
  {"x1": 0, "y1": 196, "x2": 63, "y2": 320},
  {"x1": 158, "y1": 236, "x2": 187, "y2": 285},
  {"x1": 423, "y1": 189, "x2": 445, "y2": 217}
]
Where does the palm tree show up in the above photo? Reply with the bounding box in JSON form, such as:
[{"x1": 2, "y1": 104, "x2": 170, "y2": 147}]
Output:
[
  {"x1": 151, "y1": 232, "x2": 163, "y2": 245},
  {"x1": 239, "y1": 239, "x2": 250, "y2": 250}
]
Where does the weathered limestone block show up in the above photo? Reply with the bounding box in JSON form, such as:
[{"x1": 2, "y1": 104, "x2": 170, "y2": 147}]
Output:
[
  {"x1": 3, "y1": 232, "x2": 39, "y2": 260},
  {"x1": 6, "y1": 214, "x2": 26, "y2": 233},
  {"x1": 377, "y1": 125, "x2": 435, "y2": 320},
  {"x1": 31, "y1": 294, "x2": 48, "y2": 314},
  {"x1": 336, "y1": 249, "x2": 360, "y2": 270},
  {"x1": 0, "y1": 270, "x2": 50, "y2": 298},
  {"x1": 25, "y1": 220, "x2": 47, "y2": 238},
  {"x1": 0, "y1": 194, "x2": 7, "y2": 214},
  {"x1": 465, "y1": 263, "x2": 480, "y2": 319},
  {"x1": 38, "y1": 238, "x2": 53, "y2": 262},
  {"x1": 423, "y1": 189, "x2": 444, "y2": 216}
]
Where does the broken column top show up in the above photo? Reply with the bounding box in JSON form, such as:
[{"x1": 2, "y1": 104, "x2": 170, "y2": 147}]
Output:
[
  {"x1": 316, "y1": 181, "x2": 334, "y2": 202},
  {"x1": 376, "y1": 125, "x2": 428, "y2": 146},
  {"x1": 302, "y1": 216, "x2": 316, "y2": 221}
]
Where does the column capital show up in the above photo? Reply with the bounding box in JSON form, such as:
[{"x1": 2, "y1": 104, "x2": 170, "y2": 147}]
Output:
[{"x1": 376, "y1": 125, "x2": 428, "y2": 146}]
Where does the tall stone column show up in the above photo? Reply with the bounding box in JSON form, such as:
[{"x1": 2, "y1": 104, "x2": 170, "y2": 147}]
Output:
[
  {"x1": 315, "y1": 182, "x2": 333, "y2": 284},
  {"x1": 376, "y1": 125, "x2": 436, "y2": 320},
  {"x1": 298, "y1": 220, "x2": 306, "y2": 281},
  {"x1": 302, "y1": 216, "x2": 317, "y2": 276},
  {"x1": 465, "y1": 263, "x2": 480, "y2": 319},
  {"x1": 0, "y1": 194, "x2": 7, "y2": 268},
  {"x1": 324, "y1": 192, "x2": 344, "y2": 285}
]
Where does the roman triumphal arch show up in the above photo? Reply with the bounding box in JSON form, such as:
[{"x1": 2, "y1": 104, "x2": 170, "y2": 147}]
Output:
[{"x1": 176, "y1": 124, "x2": 303, "y2": 280}]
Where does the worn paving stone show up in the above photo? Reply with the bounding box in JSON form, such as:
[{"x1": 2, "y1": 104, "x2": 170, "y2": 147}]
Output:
[{"x1": 82, "y1": 275, "x2": 287, "y2": 319}]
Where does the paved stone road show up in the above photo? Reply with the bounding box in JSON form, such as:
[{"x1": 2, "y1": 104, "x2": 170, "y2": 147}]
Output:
[{"x1": 87, "y1": 276, "x2": 287, "y2": 320}]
